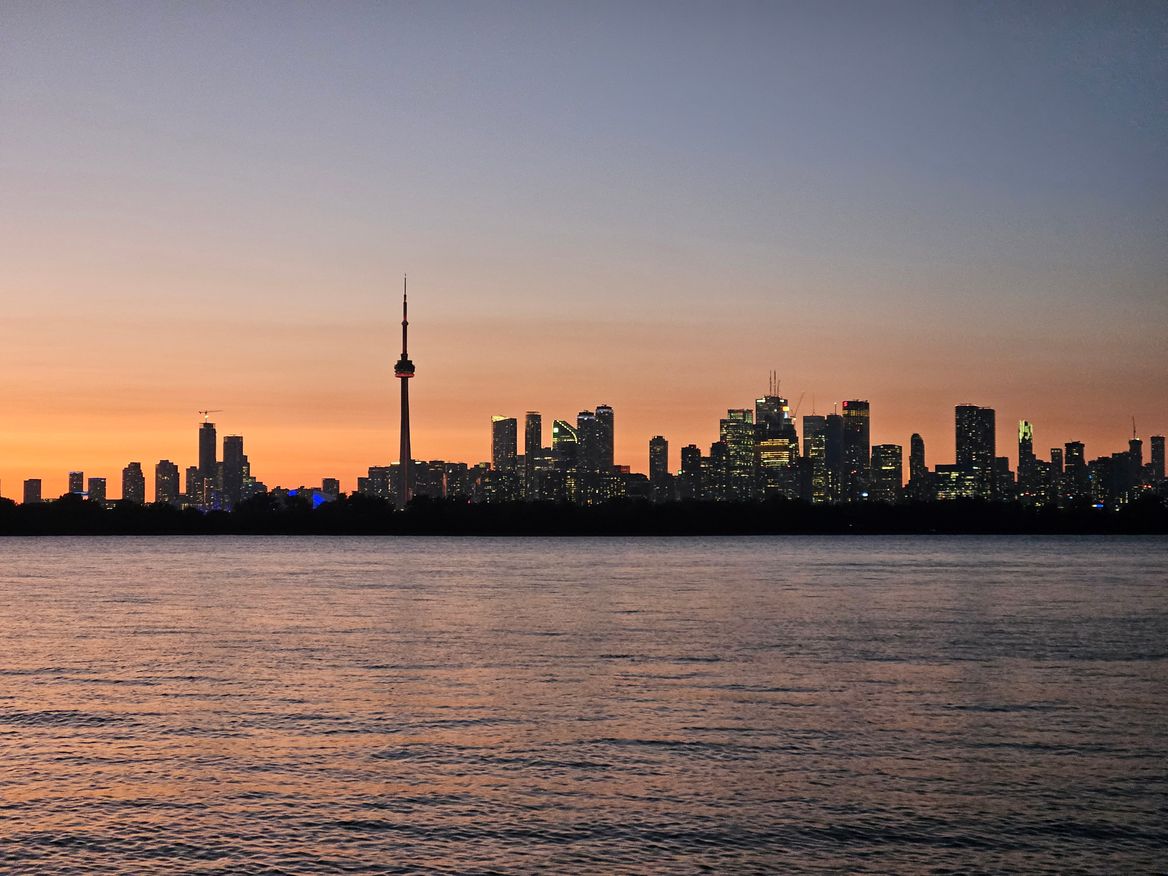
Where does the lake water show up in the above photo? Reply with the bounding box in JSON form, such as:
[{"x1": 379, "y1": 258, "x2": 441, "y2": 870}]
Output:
[{"x1": 0, "y1": 536, "x2": 1165, "y2": 874}]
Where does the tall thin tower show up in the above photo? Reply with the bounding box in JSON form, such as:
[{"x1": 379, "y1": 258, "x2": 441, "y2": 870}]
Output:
[{"x1": 394, "y1": 276, "x2": 415, "y2": 509}]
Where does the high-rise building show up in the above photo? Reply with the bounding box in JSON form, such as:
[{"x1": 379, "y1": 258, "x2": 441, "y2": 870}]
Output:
[
  {"x1": 720, "y1": 409, "x2": 756, "y2": 501},
  {"x1": 122, "y1": 462, "x2": 145, "y2": 504},
  {"x1": 88, "y1": 477, "x2": 106, "y2": 505},
  {"x1": 322, "y1": 478, "x2": 340, "y2": 498},
  {"x1": 551, "y1": 419, "x2": 578, "y2": 467},
  {"x1": 595, "y1": 405, "x2": 615, "y2": 472},
  {"x1": 222, "y1": 435, "x2": 245, "y2": 509},
  {"x1": 648, "y1": 435, "x2": 669, "y2": 502},
  {"x1": 1063, "y1": 441, "x2": 1088, "y2": 506},
  {"x1": 824, "y1": 413, "x2": 845, "y2": 502},
  {"x1": 523, "y1": 412, "x2": 542, "y2": 499},
  {"x1": 841, "y1": 400, "x2": 870, "y2": 501},
  {"x1": 678, "y1": 443, "x2": 702, "y2": 500},
  {"x1": 394, "y1": 280, "x2": 416, "y2": 509},
  {"x1": 184, "y1": 466, "x2": 199, "y2": 506},
  {"x1": 491, "y1": 416, "x2": 518, "y2": 472},
  {"x1": 22, "y1": 479, "x2": 42, "y2": 505},
  {"x1": 955, "y1": 404, "x2": 996, "y2": 499},
  {"x1": 802, "y1": 415, "x2": 827, "y2": 455},
  {"x1": 68, "y1": 471, "x2": 84, "y2": 494},
  {"x1": 1017, "y1": 420, "x2": 1038, "y2": 501},
  {"x1": 155, "y1": 460, "x2": 180, "y2": 505},
  {"x1": 1150, "y1": 436, "x2": 1166, "y2": 483},
  {"x1": 198, "y1": 417, "x2": 218, "y2": 508},
  {"x1": 869, "y1": 444, "x2": 903, "y2": 502},
  {"x1": 907, "y1": 433, "x2": 929, "y2": 500}
]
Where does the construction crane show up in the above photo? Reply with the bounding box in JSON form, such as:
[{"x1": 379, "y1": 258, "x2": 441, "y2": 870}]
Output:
[
  {"x1": 792, "y1": 392, "x2": 806, "y2": 419},
  {"x1": 198, "y1": 409, "x2": 222, "y2": 423}
]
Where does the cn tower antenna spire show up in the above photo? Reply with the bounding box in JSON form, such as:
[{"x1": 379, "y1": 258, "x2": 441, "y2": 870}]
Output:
[{"x1": 402, "y1": 273, "x2": 409, "y2": 357}]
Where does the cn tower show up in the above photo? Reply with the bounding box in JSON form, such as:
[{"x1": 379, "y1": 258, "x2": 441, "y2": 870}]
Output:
[{"x1": 394, "y1": 276, "x2": 415, "y2": 509}]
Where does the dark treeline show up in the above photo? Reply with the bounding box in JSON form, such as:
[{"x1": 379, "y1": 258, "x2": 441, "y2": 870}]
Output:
[{"x1": 1, "y1": 492, "x2": 1166, "y2": 535}]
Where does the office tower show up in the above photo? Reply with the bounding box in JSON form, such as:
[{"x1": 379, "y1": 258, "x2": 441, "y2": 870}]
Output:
[
  {"x1": 756, "y1": 390, "x2": 798, "y2": 443},
  {"x1": 222, "y1": 435, "x2": 244, "y2": 509},
  {"x1": 802, "y1": 415, "x2": 827, "y2": 455},
  {"x1": 366, "y1": 466, "x2": 392, "y2": 500},
  {"x1": 1063, "y1": 441, "x2": 1087, "y2": 506},
  {"x1": 88, "y1": 477, "x2": 106, "y2": 504},
  {"x1": 1017, "y1": 420, "x2": 1037, "y2": 501},
  {"x1": 907, "y1": 433, "x2": 928, "y2": 500},
  {"x1": 198, "y1": 416, "x2": 217, "y2": 508},
  {"x1": 840, "y1": 400, "x2": 870, "y2": 501},
  {"x1": 648, "y1": 435, "x2": 669, "y2": 502},
  {"x1": 551, "y1": 419, "x2": 578, "y2": 466},
  {"x1": 1050, "y1": 447, "x2": 1063, "y2": 476},
  {"x1": 68, "y1": 471, "x2": 84, "y2": 494},
  {"x1": 574, "y1": 410, "x2": 601, "y2": 504},
  {"x1": 1124, "y1": 438, "x2": 1143, "y2": 494},
  {"x1": 22, "y1": 479, "x2": 42, "y2": 505},
  {"x1": 322, "y1": 478, "x2": 340, "y2": 497},
  {"x1": 720, "y1": 409, "x2": 755, "y2": 501},
  {"x1": 679, "y1": 443, "x2": 702, "y2": 500},
  {"x1": 491, "y1": 416, "x2": 518, "y2": 472},
  {"x1": 804, "y1": 434, "x2": 830, "y2": 504},
  {"x1": 824, "y1": 413, "x2": 845, "y2": 502},
  {"x1": 524, "y1": 412, "x2": 542, "y2": 499},
  {"x1": 394, "y1": 279, "x2": 416, "y2": 509},
  {"x1": 869, "y1": 444, "x2": 903, "y2": 502},
  {"x1": 1151, "y1": 436, "x2": 1165, "y2": 483},
  {"x1": 155, "y1": 460, "x2": 180, "y2": 505},
  {"x1": 995, "y1": 456, "x2": 1016, "y2": 501},
  {"x1": 955, "y1": 404, "x2": 996, "y2": 499},
  {"x1": 122, "y1": 462, "x2": 145, "y2": 504}
]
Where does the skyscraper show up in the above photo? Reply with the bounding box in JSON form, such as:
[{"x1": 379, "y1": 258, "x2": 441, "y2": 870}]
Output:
[
  {"x1": 907, "y1": 433, "x2": 929, "y2": 500},
  {"x1": 551, "y1": 419, "x2": 578, "y2": 467},
  {"x1": 155, "y1": 460, "x2": 180, "y2": 505},
  {"x1": 679, "y1": 443, "x2": 702, "y2": 500},
  {"x1": 222, "y1": 435, "x2": 245, "y2": 509},
  {"x1": 122, "y1": 462, "x2": 145, "y2": 504},
  {"x1": 720, "y1": 408, "x2": 756, "y2": 501},
  {"x1": 88, "y1": 477, "x2": 106, "y2": 505},
  {"x1": 648, "y1": 435, "x2": 669, "y2": 502},
  {"x1": 575, "y1": 409, "x2": 600, "y2": 504},
  {"x1": 824, "y1": 413, "x2": 845, "y2": 502},
  {"x1": 1017, "y1": 420, "x2": 1037, "y2": 500},
  {"x1": 955, "y1": 404, "x2": 996, "y2": 499},
  {"x1": 869, "y1": 444, "x2": 903, "y2": 502},
  {"x1": 841, "y1": 400, "x2": 870, "y2": 501},
  {"x1": 22, "y1": 479, "x2": 41, "y2": 505},
  {"x1": 523, "y1": 412, "x2": 542, "y2": 499},
  {"x1": 394, "y1": 278, "x2": 415, "y2": 510},
  {"x1": 68, "y1": 471, "x2": 84, "y2": 494},
  {"x1": 1150, "y1": 436, "x2": 1166, "y2": 483},
  {"x1": 198, "y1": 417, "x2": 217, "y2": 508},
  {"x1": 491, "y1": 416, "x2": 518, "y2": 472},
  {"x1": 595, "y1": 405, "x2": 615, "y2": 472}
]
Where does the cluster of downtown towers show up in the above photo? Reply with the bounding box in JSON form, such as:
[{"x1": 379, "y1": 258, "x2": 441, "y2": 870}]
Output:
[
  {"x1": 14, "y1": 290, "x2": 1165, "y2": 511},
  {"x1": 20, "y1": 396, "x2": 1163, "y2": 513}
]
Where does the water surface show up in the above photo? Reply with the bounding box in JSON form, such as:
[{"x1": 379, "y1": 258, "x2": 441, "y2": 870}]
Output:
[{"x1": 1, "y1": 536, "x2": 1165, "y2": 873}]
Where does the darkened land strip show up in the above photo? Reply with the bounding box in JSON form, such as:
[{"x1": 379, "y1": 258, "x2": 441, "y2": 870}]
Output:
[{"x1": 1, "y1": 493, "x2": 1165, "y2": 536}]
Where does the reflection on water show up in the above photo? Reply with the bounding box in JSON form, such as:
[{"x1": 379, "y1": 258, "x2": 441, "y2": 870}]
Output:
[{"x1": 0, "y1": 535, "x2": 1165, "y2": 873}]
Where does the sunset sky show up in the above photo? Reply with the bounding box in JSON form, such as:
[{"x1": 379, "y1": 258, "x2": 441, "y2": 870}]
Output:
[{"x1": 2, "y1": 2, "x2": 1165, "y2": 498}]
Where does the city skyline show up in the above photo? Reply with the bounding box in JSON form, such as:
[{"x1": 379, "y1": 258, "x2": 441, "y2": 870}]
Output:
[{"x1": 2, "y1": 4, "x2": 1165, "y2": 498}]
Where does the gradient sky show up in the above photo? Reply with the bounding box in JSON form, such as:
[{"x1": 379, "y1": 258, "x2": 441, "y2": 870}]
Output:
[{"x1": 2, "y1": 1, "x2": 1166, "y2": 498}]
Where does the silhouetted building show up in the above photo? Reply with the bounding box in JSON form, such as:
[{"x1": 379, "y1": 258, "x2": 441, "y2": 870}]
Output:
[
  {"x1": 841, "y1": 401, "x2": 869, "y2": 501},
  {"x1": 678, "y1": 443, "x2": 702, "y2": 500},
  {"x1": 648, "y1": 435, "x2": 670, "y2": 502},
  {"x1": 22, "y1": 479, "x2": 41, "y2": 505},
  {"x1": 595, "y1": 405, "x2": 615, "y2": 472},
  {"x1": 88, "y1": 477, "x2": 106, "y2": 505},
  {"x1": 68, "y1": 471, "x2": 84, "y2": 494},
  {"x1": 491, "y1": 416, "x2": 518, "y2": 473},
  {"x1": 802, "y1": 415, "x2": 827, "y2": 455},
  {"x1": 222, "y1": 435, "x2": 245, "y2": 509},
  {"x1": 869, "y1": 444, "x2": 902, "y2": 502},
  {"x1": 155, "y1": 460, "x2": 180, "y2": 505},
  {"x1": 322, "y1": 478, "x2": 340, "y2": 498},
  {"x1": 907, "y1": 433, "x2": 930, "y2": 500},
  {"x1": 1063, "y1": 441, "x2": 1088, "y2": 506},
  {"x1": 122, "y1": 462, "x2": 145, "y2": 504},
  {"x1": 1150, "y1": 436, "x2": 1165, "y2": 483},
  {"x1": 523, "y1": 412, "x2": 542, "y2": 499},
  {"x1": 824, "y1": 413, "x2": 845, "y2": 502},
  {"x1": 720, "y1": 409, "x2": 756, "y2": 501},
  {"x1": 198, "y1": 418, "x2": 217, "y2": 505},
  {"x1": 1017, "y1": 420, "x2": 1040, "y2": 503},
  {"x1": 955, "y1": 404, "x2": 996, "y2": 499}
]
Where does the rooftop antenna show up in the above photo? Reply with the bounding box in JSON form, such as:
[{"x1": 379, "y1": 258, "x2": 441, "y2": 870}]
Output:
[{"x1": 1132, "y1": 416, "x2": 1137, "y2": 440}]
